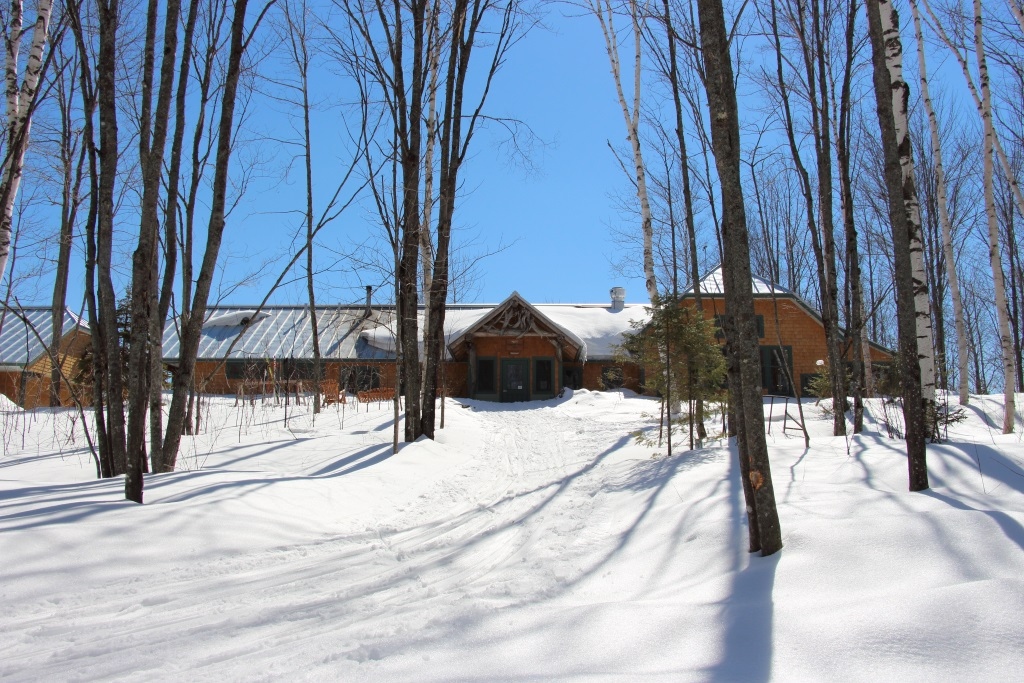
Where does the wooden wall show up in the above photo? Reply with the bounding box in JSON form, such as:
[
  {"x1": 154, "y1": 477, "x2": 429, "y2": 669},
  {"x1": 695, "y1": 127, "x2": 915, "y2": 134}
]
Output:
[{"x1": 682, "y1": 296, "x2": 893, "y2": 396}]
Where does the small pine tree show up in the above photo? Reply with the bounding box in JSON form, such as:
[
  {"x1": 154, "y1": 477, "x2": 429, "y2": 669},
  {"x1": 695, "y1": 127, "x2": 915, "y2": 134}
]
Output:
[{"x1": 619, "y1": 294, "x2": 727, "y2": 449}]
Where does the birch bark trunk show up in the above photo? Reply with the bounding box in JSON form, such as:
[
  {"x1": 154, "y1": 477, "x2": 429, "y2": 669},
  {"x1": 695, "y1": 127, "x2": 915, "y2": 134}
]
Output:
[
  {"x1": 865, "y1": 0, "x2": 930, "y2": 490},
  {"x1": 909, "y1": 0, "x2": 971, "y2": 406},
  {"x1": 592, "y1": 0, "x2": 657, "y2": 303},
  {"x1": 921, "y1": 0, "x2": 1024, "y2": 247},
  {"x1": 971, "y1": 0, "x2": 1016, "y2": 433},
  {"x1": 0, "y1": 0, "x2": 53, "y2": 288}
]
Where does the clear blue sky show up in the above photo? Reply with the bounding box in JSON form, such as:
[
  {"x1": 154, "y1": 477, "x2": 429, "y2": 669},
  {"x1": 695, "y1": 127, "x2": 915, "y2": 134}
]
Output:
[{"x1": 225, "y1": 7, "x2": 652, "y2": 310}]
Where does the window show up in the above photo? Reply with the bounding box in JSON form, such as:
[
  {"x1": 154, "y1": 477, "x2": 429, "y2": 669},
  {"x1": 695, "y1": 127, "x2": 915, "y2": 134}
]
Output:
[
  {"x1": 563, "y1": 365, "x2": 583, "y2": 390},
  {"x1": 534, "y1": 359, "x2": 553, "y2": 393},
  {"x1": 226, "y1": 359, "x2": 269, "y2": 381},
  {"x1": 341, "y1": 365, "x2": 380, "y2": 392},
  {"x1": 476, "y1": 358, "x2": 496, "y2": 393},
  {"x1": 714, "y1": 314, "x2": 764, "y2": 339},
  {"x1": 281, "y1": 359, "x2": 320, "y2": 381},
  {"x1": 759, "y1": 346, "x2": 793, "y2": 396},
  {"x1": 601, "y1": 365, "x2": 624, "y2": 390}
]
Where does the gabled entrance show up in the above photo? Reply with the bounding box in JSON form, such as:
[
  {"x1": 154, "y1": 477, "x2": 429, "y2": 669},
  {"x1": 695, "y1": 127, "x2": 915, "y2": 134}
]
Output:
[{"x1": 448, "y1": 292, "x2": 586, "y2": 402}]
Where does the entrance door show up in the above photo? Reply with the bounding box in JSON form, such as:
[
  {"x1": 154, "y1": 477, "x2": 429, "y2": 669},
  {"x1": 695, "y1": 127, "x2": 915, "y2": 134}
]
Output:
[{"x1": 500, "y1": 359, "x2": 530, "y2": 402}]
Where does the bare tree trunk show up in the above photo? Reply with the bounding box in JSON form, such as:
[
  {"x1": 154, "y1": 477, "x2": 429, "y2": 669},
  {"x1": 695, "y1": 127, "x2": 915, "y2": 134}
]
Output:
[
  {"x1": 837, "y1": 0, "x2": 864, "y2": 432},
  {"x1": 125, "y1": 0, "x2": 183, "y2": 502},
  {"x1": 421, "y1": 0, "x2": 520, "y2": 438},
  {"x1": 150, "y1": 0, "x2": 200, "y2": 467},
  {"x1": 279, "y1": 0, "x2": 323, "y2": 414},
  {"x1": 662, "y1": 0, "x2": 705, "y2": 440},
  {"x1": 419, "y1": 2, "x2": 440, "y2": 397},
  {"x1": 865, "y1": 0, "x2": 929, "y2": 491},
  {"x1": 94, "y1": 0, "x2": 128, "y2": 478},
  {"x1": 67, "y1": 0, "x2": 114, "y2": 478},
  {"x1": 50, "y1": 48, "x2": 87, "y2": 408},
  {"x1": 161, "y1": 0, "x2": 272, "y2": 471},
  {"x1": 696, "y1": 0, "x2": 782, "y2": 556},
  {"x1": 767, "y1": 0, "x2": 845, "y2": 436}
]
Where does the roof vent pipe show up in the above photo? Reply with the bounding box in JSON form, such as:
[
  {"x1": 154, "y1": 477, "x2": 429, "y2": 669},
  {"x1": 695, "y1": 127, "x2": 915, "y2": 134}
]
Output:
[
  {"x1": 610, "y1": 286, "x2": 626, "y2": 311},
  {"x1": 364, "y1": 285, "x2": 372, "y2": 316}
]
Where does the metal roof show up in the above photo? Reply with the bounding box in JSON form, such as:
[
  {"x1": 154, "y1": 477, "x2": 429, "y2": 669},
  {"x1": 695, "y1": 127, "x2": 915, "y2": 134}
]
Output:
[
  {"x1": 0, "y1": 307, "x2": 89, "y2": 368},
  {"x1": 682, "y1": 266, "x2": 794, "y2": 297},
  {"x1": 164, "y1": 300, "x2": 650, "y2": 363},
  {"x1": 162, "y1": 306, "x2": 395, "y2": 362}
]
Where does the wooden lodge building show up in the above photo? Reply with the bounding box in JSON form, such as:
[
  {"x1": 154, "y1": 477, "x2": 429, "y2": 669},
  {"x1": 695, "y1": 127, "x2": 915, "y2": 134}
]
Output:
[
  {"x1": 683, "y1": 269, "x2": 893, "y2": 396},
  {"x1": 161, "y1": 289, "x2": 648, "y2": 402},
  {"x1": 0, "y1": 272, "x2": 893, "y2": 408},
  {"x1": 0, "y1": 307, "x2": 92, "y2": 409}
]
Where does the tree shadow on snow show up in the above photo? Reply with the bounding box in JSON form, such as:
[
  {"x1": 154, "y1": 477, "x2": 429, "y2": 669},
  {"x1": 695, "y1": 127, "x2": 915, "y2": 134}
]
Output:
[{"x1": 702, "y1": 443, "x2": 777, "y2": 681}]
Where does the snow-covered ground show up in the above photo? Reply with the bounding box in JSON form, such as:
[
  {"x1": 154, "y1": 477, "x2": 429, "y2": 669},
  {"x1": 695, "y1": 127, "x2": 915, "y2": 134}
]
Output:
[{"x1": 1, "y1": 390, "x2": 1022, "y2": 681}]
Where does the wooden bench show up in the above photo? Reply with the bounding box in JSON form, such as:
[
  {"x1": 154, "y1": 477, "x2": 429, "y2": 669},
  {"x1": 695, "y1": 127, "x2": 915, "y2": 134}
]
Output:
[{"x1": 356, "y1": 387, "x2": 396, "y2": 410}]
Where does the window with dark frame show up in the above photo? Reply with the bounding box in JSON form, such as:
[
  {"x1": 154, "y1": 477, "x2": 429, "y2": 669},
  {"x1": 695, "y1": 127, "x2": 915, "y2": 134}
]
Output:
[
  {"x1": 281, "y1": 359, "x2": 320, "y2": 381},
  {"x1": 759, "y1": 345, "x2": 793, "y2": 396},
  {"x1": 714, "y1": 314, "x2": 765, "y2": 339},
  {"x1": 476, "y1": 358, "x2": 496, "y2": 393},
  {"x1": 226, "y1": 359, "x2": 269, "y2": 381},
  {"x1": 601, "y1": 365, "x2": 624, "y2": 390},
  {"x1": 563, "y1": 365, "x2": 583, "y2": 390},
  {"x1": 535, "y1": 359, "x2": 553, "y2": 393},
  {"x1": 341, "y1": 365, "x2": 381, "y2": 392}
]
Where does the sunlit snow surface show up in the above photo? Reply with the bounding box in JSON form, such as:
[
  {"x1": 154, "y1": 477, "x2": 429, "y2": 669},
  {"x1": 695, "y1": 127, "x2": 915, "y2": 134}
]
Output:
[{"x1": 2, "y1": 390, "x2": 1023, "y2": 681}]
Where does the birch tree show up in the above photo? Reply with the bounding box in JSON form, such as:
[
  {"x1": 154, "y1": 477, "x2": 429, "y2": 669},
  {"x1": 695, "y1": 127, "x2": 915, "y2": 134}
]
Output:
[
  {"x1": 864, "y1": 0, "x2": 930, "y2": 490},
  {"x1": 968, "y1": 0, "x2": 1016, "y2": 432},
  {"x1": 909, "y1": 0, "x2": 970, "y2": 406},
  {"x1": 921, "y1": 0, "x2": 1024, "y2": 256},
  {"x1": 0, "y1": 0, "x2": 54, "y2": 287},
  {"x1": 588, "y1": 0, "x2": 658, "y2": 303}
]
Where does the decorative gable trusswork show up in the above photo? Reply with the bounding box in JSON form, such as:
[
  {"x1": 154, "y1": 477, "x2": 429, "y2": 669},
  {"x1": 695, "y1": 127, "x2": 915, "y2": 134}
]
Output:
[{"x1": 447, "y1": 293, "x2": 586, "y2": 363}]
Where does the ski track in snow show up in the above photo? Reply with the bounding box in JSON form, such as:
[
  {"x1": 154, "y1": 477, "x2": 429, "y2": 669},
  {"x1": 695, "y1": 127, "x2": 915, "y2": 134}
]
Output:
[
  {"x1": 4, "y1": 391, "x2": 1024, "y2": 681},
  {"x1": 0, "y1": 395, "x2": 656, "y2": 681}
]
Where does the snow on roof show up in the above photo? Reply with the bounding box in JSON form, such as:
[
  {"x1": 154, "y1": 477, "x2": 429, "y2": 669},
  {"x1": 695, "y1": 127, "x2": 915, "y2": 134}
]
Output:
[
  {"x1": 166, "y1": 299, "x2": 649, "y2": 363},
  {"x1": 0, "y1": 307, "x2": 89, "y2": 368},
  {"x1": 535, "y1": 303, "x2": 647, "y2": 360},
  {"x1": 683, "y1": 266, "x2": 792, "y2": 297}
]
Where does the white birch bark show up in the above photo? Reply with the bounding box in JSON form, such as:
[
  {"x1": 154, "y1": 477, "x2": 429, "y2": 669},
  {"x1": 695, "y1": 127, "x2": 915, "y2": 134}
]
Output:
[
  {"x1": 910, "y1": 0, "x2": 970, "y2": 406},
  {"x1": 877, "y1": 0, "x2": 936, "y2": 404},
  {"x1": 1006, "y1": 0, "x2": 1024, "y2": 40},
  {"x1": 591, "y1": 0, "x2": 658, "y2": 302},
  {"x1": 921, "y1": 0, "x2": 1024, "y2": 234},
  {"x1": 0, "y1": 0, "x2": 53, "y2": 284},
  {"x1": 972, "y1": 0, "x2": 1016, "y2": 432}
]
